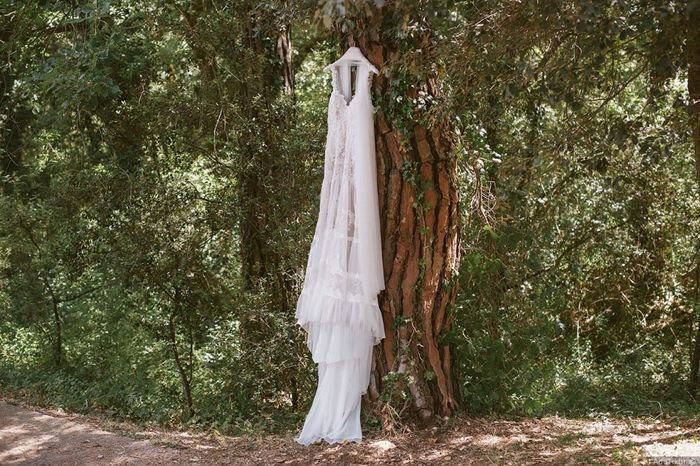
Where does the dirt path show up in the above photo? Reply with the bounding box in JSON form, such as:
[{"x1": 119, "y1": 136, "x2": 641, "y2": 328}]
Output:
[{"x1": 1, "y1": 399, "x2": 699, "y2": 465}]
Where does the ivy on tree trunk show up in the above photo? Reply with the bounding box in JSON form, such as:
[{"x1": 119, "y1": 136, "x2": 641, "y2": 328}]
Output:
[{"x1": 332, "y1": 4, "x2": 462, "y2": 423}]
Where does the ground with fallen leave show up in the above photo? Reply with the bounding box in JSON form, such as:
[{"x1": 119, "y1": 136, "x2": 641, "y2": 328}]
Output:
[{"x1": 1, "y1": 399, "x2": 699, "y2": 465}]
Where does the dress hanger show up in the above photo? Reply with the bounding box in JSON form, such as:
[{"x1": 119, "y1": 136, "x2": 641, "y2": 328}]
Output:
[{"x1": 324, "y1": 41, "x2": 379, "y2": 74}]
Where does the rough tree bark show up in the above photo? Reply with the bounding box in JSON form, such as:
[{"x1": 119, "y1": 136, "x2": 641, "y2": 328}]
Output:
[{"x1": 342, "y1": 6, "x2": 461, "y2": 422}]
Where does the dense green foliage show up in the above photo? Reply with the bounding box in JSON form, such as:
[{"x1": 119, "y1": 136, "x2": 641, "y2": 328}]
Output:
[
  {"x1": 449, "y1": 0, "x2": 699, "y2": 417},
  {"x1": 1, "y1": 0, "x2": 699, "y2": 434}
]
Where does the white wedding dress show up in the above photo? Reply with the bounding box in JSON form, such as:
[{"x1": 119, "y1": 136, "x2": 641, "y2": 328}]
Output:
[{"x1": 294, "y1": 51, "x2": 386, "y2": 445}]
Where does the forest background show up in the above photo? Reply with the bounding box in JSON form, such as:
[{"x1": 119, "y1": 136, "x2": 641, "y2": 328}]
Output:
[{"x1": 1, "y1": 0, "x2": 700, "y2": 436}]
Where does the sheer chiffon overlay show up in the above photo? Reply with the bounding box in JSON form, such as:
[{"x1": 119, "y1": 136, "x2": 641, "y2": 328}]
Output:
[{"x1": 294, "y1": 57, "x2": 385, "y2": 445}]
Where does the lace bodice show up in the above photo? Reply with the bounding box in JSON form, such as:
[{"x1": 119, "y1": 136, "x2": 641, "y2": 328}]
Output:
[{"x1": 329, "y1": 64, "x2": 373, "y2": 109}]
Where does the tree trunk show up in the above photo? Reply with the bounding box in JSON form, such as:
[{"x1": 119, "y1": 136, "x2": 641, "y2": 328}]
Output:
[
  {"x1": 49, "y1": 288, "x2": 62, "y2": 369},
  {"x1": 233, "y1": 2, "x2": 303, "y2": 408},
  {"x1": 168, "y1": 310, "x2": 195, "y2": 418},
  {"x1": 238, "y1": 4, "x2": 295, "y2": 291},
  {"x1": 277, "y1": 22, "x2": 294, "y2": 97},
  {"x1": 0, "y1": 17, "x2": 29, "y2": 194},
  {"x1": 350, "y1": 7, "x2": 461, "y2": 422},
  {"x1": 690, "y1": 264, "x2": 700, "y2": 393},
  {"x1": 687, "y1": 0, "x2": 700, "y2": 393}
]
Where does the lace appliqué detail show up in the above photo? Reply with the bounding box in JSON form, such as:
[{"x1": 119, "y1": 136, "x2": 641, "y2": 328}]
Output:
[{"x1": 303, "y1": 262, "x2": 367, "y2": 301}]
